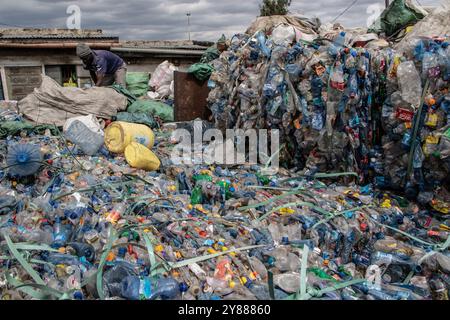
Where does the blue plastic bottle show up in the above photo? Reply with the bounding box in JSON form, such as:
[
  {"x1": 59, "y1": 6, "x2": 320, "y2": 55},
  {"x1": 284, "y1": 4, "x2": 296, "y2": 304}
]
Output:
[
  {"x1": 42, "y1": 252, "x2": 80, "y2": 266},
  {"x1": 334, "y1": 31, "x2": 346, "y2": 47},
  {"x1": 328, "y1": 32, "x2": 346, "y2": 57},
  {"x1": 64, "y1": 206, "x2": 86, "y2": 225},
  {"x1": 67, "y1": 242, "x2": 96, "y2": 262},
  {"x1": 52, "y1": 217, "x2": 73, "y2": 248},
  {"x1": 121, "y1": 276, "x2": 179, "y2": 300},
  {"x1": 256, "y1": 31, "x2": 271, "y2": 58},
  {"x1": 6, "y1": 144, "x2": 42, "y2": 177}
]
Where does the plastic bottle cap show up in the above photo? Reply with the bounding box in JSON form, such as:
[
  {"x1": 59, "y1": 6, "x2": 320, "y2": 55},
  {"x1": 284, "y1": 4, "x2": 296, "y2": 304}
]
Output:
[
  {"x1": 16, "y1": 153, "x2": 29, "y2": 163},
  {"x1": 118, "y1": 247, "x2": 127, "y2": 257},
  {"x1": 179, "y1": 282, "x2": 189, "y2": 292}
]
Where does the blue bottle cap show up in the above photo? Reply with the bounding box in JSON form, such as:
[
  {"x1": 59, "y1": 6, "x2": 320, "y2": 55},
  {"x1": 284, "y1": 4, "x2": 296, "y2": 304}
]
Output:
[
  {"x1": 118, "y1": 247, "x2": 127, "y2": 258},
  {"x1": 73, "y1": 291, "x2": 83, "y2": 300},
  {"x1": 179, "y1": 282, "x2": 189, "y2": 292}
]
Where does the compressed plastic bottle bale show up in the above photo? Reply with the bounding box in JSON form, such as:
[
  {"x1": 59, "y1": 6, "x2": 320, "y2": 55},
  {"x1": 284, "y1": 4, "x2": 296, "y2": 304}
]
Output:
[
  {"x1": 124, "y1": 142, "x2": 160, "y2": 171},
  {"x1": 104, "y1": 122, "x2": 155, "y2": 154},
  {"x1": 6, "y1": 144, "x2": 42, "y2": 177}
]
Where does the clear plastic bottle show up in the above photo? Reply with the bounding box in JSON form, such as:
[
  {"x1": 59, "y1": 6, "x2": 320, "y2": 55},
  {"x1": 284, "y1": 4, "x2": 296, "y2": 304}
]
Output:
[
  {"x1": 429, "y1": 278, "x2": 449, "y2": 300},
  {"x1": 52, "y1": 217, "x2": 73, "y2": 248},
  {"x1": 371, "y1": 251, "x2": 420, "y2": 272},
  {"x1": 65, "y1": 120, "x2": 104, "y2": 156},
  {"x1": 396, "y1": 61, "x2": 423, "y2": 107},
  {"x1": 422, "y1": 50, "x2": 440, "y2": 78},
  {"x1": 330, "y1": 62, "x2": 345, "y2": 91},
  {"x1": 248, "y1": 256, "x2": 268, "y2": 280}
]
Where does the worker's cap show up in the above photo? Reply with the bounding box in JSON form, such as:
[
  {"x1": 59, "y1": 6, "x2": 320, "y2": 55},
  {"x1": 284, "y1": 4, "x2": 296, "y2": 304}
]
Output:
[{"x1": 76, "y1": 43, "x2": 92, "y2": 58}]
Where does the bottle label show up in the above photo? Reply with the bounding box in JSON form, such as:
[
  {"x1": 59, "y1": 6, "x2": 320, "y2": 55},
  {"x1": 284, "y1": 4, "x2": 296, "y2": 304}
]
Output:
[
  {"x1": 396, "y1": 108, "x2": 414, "y2": 122},
  {"x1": 139, "y1": 277, "x2": 152, "y2": 300},
  {"x1": 134, "y1": 136, "x2": 150, "y2": 146},
  {"x1": 425, "y1": 113, "x2": 438, "y2": 128},
  {"x1": 330, "y1": 80, "x2": 345, "y2": 91}
]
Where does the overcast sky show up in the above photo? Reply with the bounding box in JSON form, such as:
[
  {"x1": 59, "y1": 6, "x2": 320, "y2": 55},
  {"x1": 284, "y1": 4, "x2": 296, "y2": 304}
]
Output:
[{"x1": 0, "y1": 0, "x2": 444, "y2": 41}]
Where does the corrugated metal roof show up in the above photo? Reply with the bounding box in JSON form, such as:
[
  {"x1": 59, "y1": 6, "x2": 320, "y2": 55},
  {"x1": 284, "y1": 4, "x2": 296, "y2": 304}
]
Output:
[
  {"x1": 112, "y1": 47, "x2": 205, "y2": 56},
  {"x1": 118, "y1": 45, "x2": 207, "y2": 51},
  {"x1": 118, "y1": 40, "x2": 210, "y2": 51}
]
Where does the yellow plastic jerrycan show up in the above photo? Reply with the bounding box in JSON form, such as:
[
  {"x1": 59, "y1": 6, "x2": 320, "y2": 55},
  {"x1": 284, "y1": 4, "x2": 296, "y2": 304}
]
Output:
[
  {"x1": 124, "y1": 142, "x2": 161, "y2": 171},
  {"x1": 104, "y1": 122, "x2": 155, "y2": 154}
]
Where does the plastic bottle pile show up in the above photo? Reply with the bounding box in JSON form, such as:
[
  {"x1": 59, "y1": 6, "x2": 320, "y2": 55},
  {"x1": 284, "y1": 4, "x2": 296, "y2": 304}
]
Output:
[
  {"x1": 0, "y1": 124, "x2": 449, "y2": 300},
  {"x1": 207, "y1": 27, "x2": 450, "y2": 200}
]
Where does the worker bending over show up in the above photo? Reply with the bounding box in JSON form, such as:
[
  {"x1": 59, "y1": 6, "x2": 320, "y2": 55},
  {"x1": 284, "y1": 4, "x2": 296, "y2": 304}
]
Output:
[{"x1": 76, "y1": 43, "x2": 127, "y2": 88}]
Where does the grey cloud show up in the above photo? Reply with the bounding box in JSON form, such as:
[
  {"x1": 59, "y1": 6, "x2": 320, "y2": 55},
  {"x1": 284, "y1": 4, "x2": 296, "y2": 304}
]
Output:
[{"x1": 0, "y1": 0, "x2": 444, "y2": 40}]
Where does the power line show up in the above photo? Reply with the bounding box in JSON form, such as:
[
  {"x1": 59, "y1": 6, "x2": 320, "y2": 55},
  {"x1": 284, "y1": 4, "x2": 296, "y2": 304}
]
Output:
[{"x1": 330, "y1": 0, "x2": 359, "y2": 23}]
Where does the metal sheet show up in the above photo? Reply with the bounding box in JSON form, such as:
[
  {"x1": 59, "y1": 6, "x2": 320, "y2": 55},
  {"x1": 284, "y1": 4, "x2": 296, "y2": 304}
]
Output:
[{"x1": 174, "y1": 71, "x2": 211, "y2": 122}]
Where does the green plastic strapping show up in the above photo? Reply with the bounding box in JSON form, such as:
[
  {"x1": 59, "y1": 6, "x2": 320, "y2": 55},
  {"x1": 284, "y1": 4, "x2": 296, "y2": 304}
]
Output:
[
  {"x1": 5, "y1": 273, "x2": 50, "y2": 300},
  {"x1": 285, "y1": 278, "x2": 366, "y2": 300},
  {"x1": 312, "y1": 205, "x2": 374, "y2": 229},
  {"x1": 96, "y1": 230, "x2": 118, "y2": 300},
  {"x1": 257, "y1": 201, "x2": 331, "y2": 222},
  {"x1": 4, "y1": 235, "x2": 45, "y2": 286},
  {"x1": 14, "y1": 283, "x2": 67, "y2": 300},
  {"x1": 279, "y1": 172, "x2": 358, "y2": 184},
  {"x1": 366, "y1": 214, "x2": 446, "y2": 249},
  {"x1": 53, "y1": 179, "x2": 136, "y2": 201},
  {"x1": 142, "y1": 233, "x2": 158, "y2": 277},
  {"x1": 2, "y1": 243, "x2": 59, "y2": 252},
  {"x1": 238, "y1": 187, "x2": 307, "y2": 211},
  {"x1": 53, "y1": 124, "x2": 87, "y2": 172},
  {"x1": 167, "y1": 244, "x2": 267, "y2": 269},
  {"x1": 297, "y1": 245, "x2": 309, "y2": 300},
  {"x1": 405, "y1": 79, "x2": 430, "y2": 184}
]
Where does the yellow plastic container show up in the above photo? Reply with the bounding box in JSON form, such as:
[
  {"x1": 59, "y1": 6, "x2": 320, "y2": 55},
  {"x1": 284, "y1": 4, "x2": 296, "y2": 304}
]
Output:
[
  {"x1": 124, "y1": 142, "x2": 161, "y2": 171},
  {"x1": 104, "y1": 122, "x2": 155, "y2": 153}
]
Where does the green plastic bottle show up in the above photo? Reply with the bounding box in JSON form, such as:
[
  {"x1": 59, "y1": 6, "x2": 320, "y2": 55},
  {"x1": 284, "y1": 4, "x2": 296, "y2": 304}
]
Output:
[
  {"x1": 193, "y1": 174, "x2": 212, "y2": 183},
  {"x1": 256, "y1": 173, "x2": 271, "y2": 186},
  {"x1": 190, "y1": 186, "x2": 203, "y2": 205},
  {"x1": 308, "y1": 267, "x2": 338, "y2": 283},
  {"x1": 216, "y1": 180, "x2": 233, "y2": 200}
]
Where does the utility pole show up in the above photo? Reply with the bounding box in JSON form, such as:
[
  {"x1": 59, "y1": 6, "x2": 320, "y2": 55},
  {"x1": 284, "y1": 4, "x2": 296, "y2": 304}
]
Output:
[{"x1": 186, "y1": 12, "x2": 191, "y2": 41}]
